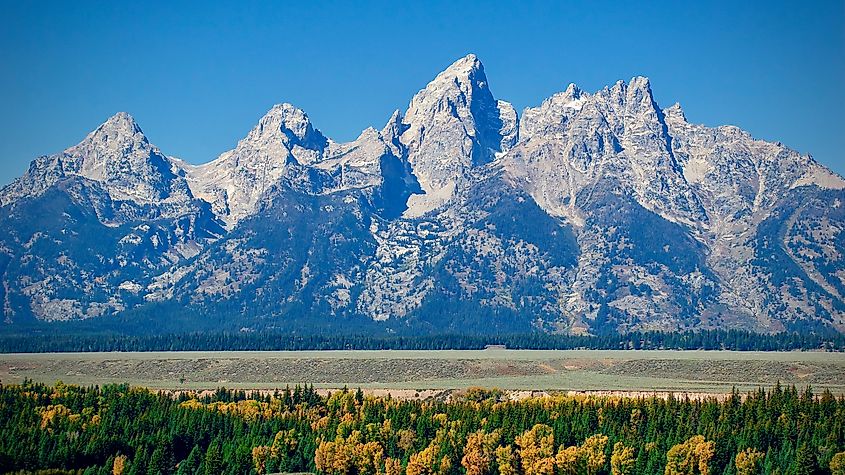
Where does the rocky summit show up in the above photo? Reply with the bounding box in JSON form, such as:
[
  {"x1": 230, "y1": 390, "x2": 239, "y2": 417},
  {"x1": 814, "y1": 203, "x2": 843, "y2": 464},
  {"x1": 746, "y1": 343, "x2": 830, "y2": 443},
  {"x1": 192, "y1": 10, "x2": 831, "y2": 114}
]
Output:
[{"x1": 2, "y1": 54, "x2": 843, "y2": 335}]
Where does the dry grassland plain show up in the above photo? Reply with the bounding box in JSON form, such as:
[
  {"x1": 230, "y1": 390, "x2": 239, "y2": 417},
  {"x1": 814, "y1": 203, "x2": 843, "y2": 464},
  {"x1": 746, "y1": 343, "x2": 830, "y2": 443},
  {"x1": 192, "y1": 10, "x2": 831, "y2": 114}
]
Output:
[{"x1": 2, "y1": 349, "x2": 844, "y2": 395}]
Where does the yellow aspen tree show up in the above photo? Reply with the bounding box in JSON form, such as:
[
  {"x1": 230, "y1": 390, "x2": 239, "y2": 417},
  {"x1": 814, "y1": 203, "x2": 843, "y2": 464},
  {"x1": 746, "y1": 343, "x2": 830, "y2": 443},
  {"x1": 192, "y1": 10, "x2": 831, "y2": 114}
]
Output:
[
  {"x1": 693, "y1": 438, "x2": 715, "y2": 475},
  {"x1": 355, "y1": 441, "x2": 385, "y2": 475},
  {"x1": 252, "y1": 446, "x2": 273, "y2": 475},
  {"x1": 462, "y1": 431, "x2": 490, "y2": 475},
  {"x1": 581, "y1": 434, "x2": 609, "y2": 475},
  {"x1": 315, "y1": 437, "x2": 354, "y2": 475},
  {"x1": 610, "y1": 442, "x2": 635, "y2": 475},
  {"x1": 112, "y1": 455, "x2": 128, "y2": 475},
  {"x1": 734, "y1": 448, "x2": 764, "y2": 475},
  {"x1": 830, "y1": 451, "x2": 845, "y2": 475},
  {"x1": 438, "y1": 455, "x2": 452, "y2": 475},
  {"x1": 40, "y1": 404, "x2": 71, "y2": 431},
  {"x1": 533, "y1": 457, "x2": 557, "y2": 475},
  {"x1": 398, "y1": 429, "x2": 417, "y2": 451},
  {"x1": 406, "y1": 444, "x2": 439, "y2": 475},
  {"x1": 461, "y1": 430, "x2": 501, "y2": 475},
  {"x1": 314, "y1": 439, "x2": 335, "y2": 474},
  {"x1": 555, "y1": 445, "x2": 581, "y2": 475},
  {"x1": 385, "y1": 457, "x2": 403, "y2": 475},
  {"x1": 665, "y1": 436, "x2": 715, "y2": 475},
  {"x1": 516, "y1": 424, "x2": 556, "y2": 475},
  {"x1": 495, "y1": 445, "x2": 518, "y2": 475}
]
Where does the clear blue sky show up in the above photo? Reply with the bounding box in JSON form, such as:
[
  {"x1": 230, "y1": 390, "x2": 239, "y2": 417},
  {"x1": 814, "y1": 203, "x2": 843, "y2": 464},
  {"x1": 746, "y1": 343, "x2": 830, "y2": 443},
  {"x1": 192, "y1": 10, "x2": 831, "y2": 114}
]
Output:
[{"x1": 1, "y1": 1, "x2": 843, "y2": 185}]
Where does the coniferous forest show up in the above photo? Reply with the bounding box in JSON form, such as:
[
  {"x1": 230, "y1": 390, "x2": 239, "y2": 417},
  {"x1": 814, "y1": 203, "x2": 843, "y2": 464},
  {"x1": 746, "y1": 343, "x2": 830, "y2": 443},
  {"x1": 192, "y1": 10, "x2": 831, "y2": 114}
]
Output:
[
  {"x1": 2, "y1": 381, "x2": 845, "y2": 475},
  {"x1": 1, "y1": 330, "x2": 843, "y2": 353}
]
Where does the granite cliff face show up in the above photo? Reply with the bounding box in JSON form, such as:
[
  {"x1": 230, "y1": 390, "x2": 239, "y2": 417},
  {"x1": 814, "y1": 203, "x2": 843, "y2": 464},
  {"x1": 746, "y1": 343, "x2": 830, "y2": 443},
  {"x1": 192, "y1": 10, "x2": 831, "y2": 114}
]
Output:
[{"x1": 2, "y1": 54, "x2": 843, "y2": 333}]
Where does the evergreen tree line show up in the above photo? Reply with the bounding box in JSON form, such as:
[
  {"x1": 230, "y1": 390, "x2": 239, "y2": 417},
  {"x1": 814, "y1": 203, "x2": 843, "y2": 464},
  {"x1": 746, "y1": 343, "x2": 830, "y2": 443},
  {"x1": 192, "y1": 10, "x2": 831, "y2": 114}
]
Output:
[
  {"x1": 1, "y1": 381, "x2": 845, "y2": 474},
  {"x1": 1, "y1": 329, "x2": 843, "y2": 353}
]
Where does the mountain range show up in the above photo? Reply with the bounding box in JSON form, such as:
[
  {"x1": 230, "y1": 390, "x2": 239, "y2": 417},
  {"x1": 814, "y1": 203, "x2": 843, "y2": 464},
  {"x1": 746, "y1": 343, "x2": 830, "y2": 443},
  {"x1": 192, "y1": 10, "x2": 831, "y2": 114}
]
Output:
[{"x1": 2, "y1": 54, "x2": 844, "y2": 335}]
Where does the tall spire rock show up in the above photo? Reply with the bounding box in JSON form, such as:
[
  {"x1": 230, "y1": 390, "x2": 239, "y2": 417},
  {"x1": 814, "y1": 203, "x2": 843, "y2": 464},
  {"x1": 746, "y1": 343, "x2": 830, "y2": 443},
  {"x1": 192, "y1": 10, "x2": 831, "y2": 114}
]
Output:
[
  {"x1": 380, "y1": 109, "x2": 407, "y2": 158},
  {"x1": 399, "y1": 54, "x2": 519, "y2": 216}
]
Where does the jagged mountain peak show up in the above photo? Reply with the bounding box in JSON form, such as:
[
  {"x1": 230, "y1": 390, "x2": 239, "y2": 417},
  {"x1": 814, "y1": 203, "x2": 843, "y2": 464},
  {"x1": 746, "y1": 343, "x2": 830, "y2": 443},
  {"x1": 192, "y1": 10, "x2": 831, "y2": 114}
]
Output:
[
  {"x1": 628, "y1": 75, "x2": 652, "y2": 90},
  {"x1": 382, "y1": 109, "x2": 403, "y2": 133},
  {"x1": 243, "y1": 103, "x2": 328, "y2": 153},
  {"x1": 432, "y1": 53, "x2": 484, "y2": 82},
  {"x1": 70, "y1": 112, "x2": 196, "y2": 205},
  {"x1": 62, "y1": 113, "x2": 153, "y2": 174},
  {"x1": 563, "y1": 83, "x2": 582, "y2": 97},
  {"x1": 356, "y1": 126, "x2": 380, "y2": 139},
  {"x1": 98, "y1": 111, "x2": 142, "y2": 133},
  {"x1": 72, "y1": 111, "x2": 149, "y2": 154},
  {"x1": 185, "y1": 103, "x2": 332, "y2": 226},
  {"x1": 404, "y1": 54, "x2": 491, "y2": 117},
  {"x1": 593, "y1": 76, "x2": 657, "y2": 116},
  {"x1": 596, "y1": 76, "x2": 654, "y2": 104},
  {"x1": 606, "y1": 75, "x2": 651, "y2": 90},
  {"x1": 0, "y1": 109, "x2": 200, "y2": 212},
  {"x1": 522, "y1": 75, "x2": 664, "y2": 135},
  {"x1": 399, "y1": 54, "x2": 518, "y2": 216},
  {"x1": 664, "y1": 103, "x2": 686, "y2": 122},
  {"x1": 623, "y1": 76, "x2": 657, "y2": 109}
]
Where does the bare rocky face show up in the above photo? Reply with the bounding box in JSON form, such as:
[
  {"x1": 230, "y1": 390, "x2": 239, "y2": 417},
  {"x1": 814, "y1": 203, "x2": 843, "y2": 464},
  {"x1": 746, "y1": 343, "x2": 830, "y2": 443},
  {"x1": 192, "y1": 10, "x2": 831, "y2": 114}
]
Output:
[{"x1": 1, "y1": 54, "x2": 843, "y2": 334}]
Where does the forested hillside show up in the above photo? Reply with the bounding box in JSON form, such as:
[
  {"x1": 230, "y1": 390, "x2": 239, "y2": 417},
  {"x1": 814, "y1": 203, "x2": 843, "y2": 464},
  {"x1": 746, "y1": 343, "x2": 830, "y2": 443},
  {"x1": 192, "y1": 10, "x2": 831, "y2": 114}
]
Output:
[{"x1": 1, "y1": 382, "x2": 844, "y2": 474}]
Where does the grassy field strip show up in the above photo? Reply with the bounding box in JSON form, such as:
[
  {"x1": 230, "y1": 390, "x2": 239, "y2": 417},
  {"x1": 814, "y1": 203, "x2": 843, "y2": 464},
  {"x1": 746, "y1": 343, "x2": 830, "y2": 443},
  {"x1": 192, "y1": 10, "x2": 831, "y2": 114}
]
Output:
[
  {"x1": 3, "y1": 349, "x2": 845, "y2": 361},
  {"x1": 2, "y1": 350, "x2": 844, "y2": 394}
]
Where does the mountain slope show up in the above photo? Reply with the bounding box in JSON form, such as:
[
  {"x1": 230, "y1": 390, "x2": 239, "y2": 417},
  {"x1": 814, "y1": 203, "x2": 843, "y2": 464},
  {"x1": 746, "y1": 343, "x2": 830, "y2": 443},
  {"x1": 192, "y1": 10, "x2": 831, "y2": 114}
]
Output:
[
  {"x1": 0, "y1": 114, "x2": 224, "y2": 321},
  {"x1": 1, "y1": 54, "x2": 843, "y2": 334}
]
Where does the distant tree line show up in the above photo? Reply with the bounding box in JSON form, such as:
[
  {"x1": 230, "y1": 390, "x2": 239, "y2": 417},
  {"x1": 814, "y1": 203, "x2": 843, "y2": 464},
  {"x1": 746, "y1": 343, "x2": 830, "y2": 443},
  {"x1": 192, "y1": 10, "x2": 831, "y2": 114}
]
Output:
[
  {"x1": 0, "y1": 329, "x2": 843, "y2": 353},
  {"x1": 1, "y1": 381, "x2": 844, "y2": 474}
]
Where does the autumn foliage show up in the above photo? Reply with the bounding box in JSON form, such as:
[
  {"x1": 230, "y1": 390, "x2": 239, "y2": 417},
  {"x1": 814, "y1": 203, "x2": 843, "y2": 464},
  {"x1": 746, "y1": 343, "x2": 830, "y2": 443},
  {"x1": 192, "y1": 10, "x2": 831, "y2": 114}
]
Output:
[{"x1": 1, "y1": 382, "x2": 844, "y2": 474}]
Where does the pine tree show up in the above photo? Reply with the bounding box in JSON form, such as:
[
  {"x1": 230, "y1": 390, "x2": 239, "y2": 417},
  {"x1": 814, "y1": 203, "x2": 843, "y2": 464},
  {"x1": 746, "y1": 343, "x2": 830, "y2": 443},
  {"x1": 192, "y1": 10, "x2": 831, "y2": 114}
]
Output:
[
  {"x1": 793, "y1": 443, "x2": 818, "y2": 475},
  {"x1": 128, "y1": 446, "x2": 149, "y2": 475},
  {"x1": 203, "y1": 442, "x2": 223, "y2": 475},
  {"x1": 148, "y1": 444, "x2": 171, "y2": 475},
  {"x1": 176, "y1": 445, "x2": 202, "y2": 475}
]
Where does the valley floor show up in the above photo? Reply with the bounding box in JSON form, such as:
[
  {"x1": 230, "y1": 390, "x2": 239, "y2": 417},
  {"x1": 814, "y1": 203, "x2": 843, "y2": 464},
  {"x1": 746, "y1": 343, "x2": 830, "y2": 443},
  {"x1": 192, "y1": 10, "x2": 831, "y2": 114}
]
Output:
[{"x1": 1, "y1": 349, "x2": 844, "y2": 394}]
